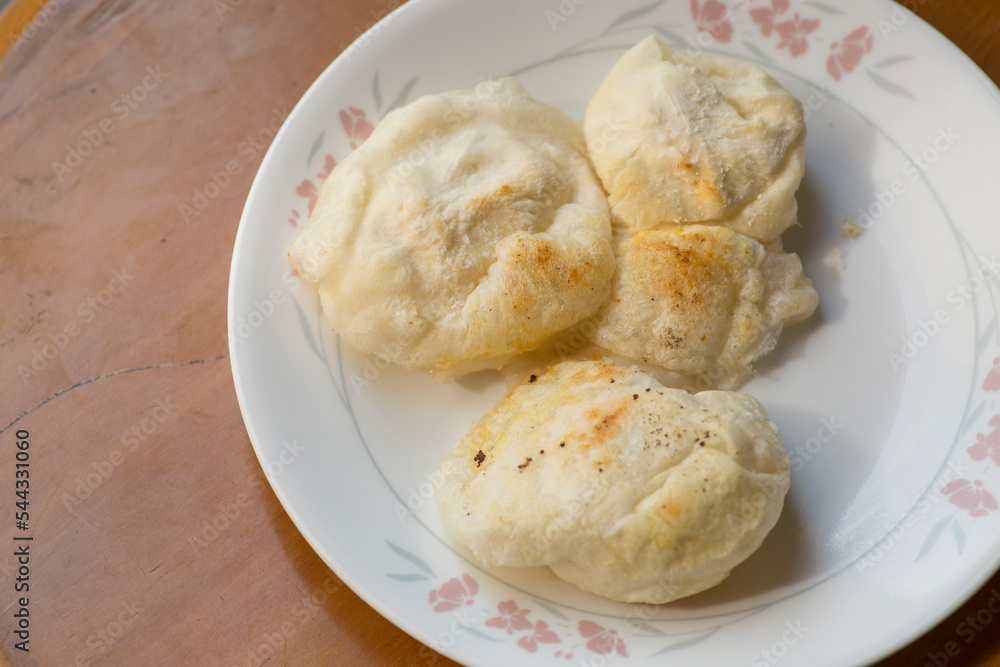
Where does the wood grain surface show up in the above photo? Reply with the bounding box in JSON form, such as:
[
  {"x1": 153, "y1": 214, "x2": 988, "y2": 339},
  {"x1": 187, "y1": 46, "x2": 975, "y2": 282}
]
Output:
[{"x1": 1, "y1": 0, "x2": 999, "y2": 665}]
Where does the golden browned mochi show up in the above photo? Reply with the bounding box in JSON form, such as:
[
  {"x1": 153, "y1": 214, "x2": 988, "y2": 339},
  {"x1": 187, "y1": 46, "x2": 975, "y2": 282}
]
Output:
[
  {"x1": 582, "y1": 35, "x2": 805, "y2": 243},
  {"x1": 433, "y1": 359, "x2": 790, "y2": 604},
  {"x1": 288, "y1": 78, "x2": 614, "y2": 377},
  {"x1": 587, "y1": 226, "x2": 817, "y2": 391}
]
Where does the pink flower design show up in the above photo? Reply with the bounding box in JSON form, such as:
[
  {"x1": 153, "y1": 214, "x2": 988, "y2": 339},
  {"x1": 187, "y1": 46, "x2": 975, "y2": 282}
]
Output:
[
  {"x1": 340, "y1": 107, "x2": 374, "y2": 150},
  {"x1": 969, "y1": 416, "x2": 1000, "y2": 466},
  {"x1": 690, "y1": 0, "x2": 732, "y2": 43},
  {"x1": 317, "y1": 153, "x2": 337, "y2": 181},
  {"x1": 942, "y1": 479, "x2": 999, "y2": 518},
  {"x1": 827, "y1": 26, "x2": 874, "y2": 81},
  {"x1": 750, "y1": 0, "x2": 789, "y2": 37},
  {"x1": 578, "y1": 620, "x2": 628, "y2": 657},
  {"x1": 985, "y1": 358, "x2": 1000, "y2": 391},
  {"x1": 484, "y1": 601, "x2": 533, "y2": 635},
  {"x1": 292, "y1": 153, "x2": 338, "y2": 218},
  {"x1": 774, "y1": 13, "x2": 820, "y2": 57},
  {"x1": 428, "y1": 574, "x2": 478, "y2": 612},
  {"x1": 517, "y1": 620, "x2": 561, "y2": 653},
  {"x1": 295, "y1": 179, "x2": 320, "y2": 215}
]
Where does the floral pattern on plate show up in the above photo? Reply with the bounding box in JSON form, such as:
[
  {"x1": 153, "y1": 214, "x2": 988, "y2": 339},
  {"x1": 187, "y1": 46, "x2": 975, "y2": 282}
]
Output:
[{"x1": 248, "y1": 1, "x2": 1000, "y2": 663}]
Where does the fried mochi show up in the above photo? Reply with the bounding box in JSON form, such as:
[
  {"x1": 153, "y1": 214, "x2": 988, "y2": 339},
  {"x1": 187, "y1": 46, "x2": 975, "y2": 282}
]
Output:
[
  {"x1": 433, "y1": 360, "x2": 790, "y2": 603},
  {"x1": 587, "y1": 226, "x2": 818, "y2": 390},
  {"x1": 288, "y1": 78, "x2": 615, "y2": 377},
  {"x1": 583, "y1": 35, "x2": 806, "y2": 243}
]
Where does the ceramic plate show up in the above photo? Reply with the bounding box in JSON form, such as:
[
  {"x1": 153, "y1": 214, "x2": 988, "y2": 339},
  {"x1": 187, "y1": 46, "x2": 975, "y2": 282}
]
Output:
[{"x1": 228, "y1": 0, "x2": 1000, "y2": 664}]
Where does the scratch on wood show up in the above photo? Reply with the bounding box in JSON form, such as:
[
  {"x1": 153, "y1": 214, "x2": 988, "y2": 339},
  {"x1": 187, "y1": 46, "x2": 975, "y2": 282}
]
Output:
[
  {"x1": 20, "y1": 309, "x2": 50, "y2": 336},
  {"x1": 77, "y1": 0, "x2": 135, "y2": 34},
  {"x1": 0, "y1": 355, "x2": 229, "y2": 436}
]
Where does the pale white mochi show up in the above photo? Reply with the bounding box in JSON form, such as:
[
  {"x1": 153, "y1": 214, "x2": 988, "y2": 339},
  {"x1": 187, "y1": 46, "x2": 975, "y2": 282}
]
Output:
[
  {"x1": 583, "y1": 36, "x2": 806, "y2": 243},
  {"x1": 289, "y1": 78, "x2": 615, "y2": 377},
  {"x1": 434, "y1": 359, "x2": 790, "y2": 603}
]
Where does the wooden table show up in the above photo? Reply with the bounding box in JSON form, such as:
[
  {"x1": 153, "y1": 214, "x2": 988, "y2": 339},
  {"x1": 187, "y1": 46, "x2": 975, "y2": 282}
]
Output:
[{"x1": 1, "y1": 0, "x2": 999, "y2": 664}]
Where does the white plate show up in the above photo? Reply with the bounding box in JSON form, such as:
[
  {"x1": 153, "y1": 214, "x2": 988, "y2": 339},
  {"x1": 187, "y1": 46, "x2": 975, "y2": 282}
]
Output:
[{"x1": 228, "y1": 0, "x2": 1000, "y2": 664}]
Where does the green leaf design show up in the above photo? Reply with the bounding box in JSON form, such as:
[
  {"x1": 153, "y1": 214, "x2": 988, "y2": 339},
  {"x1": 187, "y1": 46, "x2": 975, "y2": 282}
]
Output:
[
  {"x1": 653, "y1": 25, "x2": 688, "y2": 48},
  {"x1": 465, "y1": 627, "x2": 504, "y2": 642},
  {"x1": 649, "y1": 628, "x2": 720, "y2": 657},
  {"x1": 385, "y1": 539, "x2": 436, "y2": 577},
  {"x1": 624, "y1": 619, "x2": 666, "y2": 636},
  {"x1": 960, "y1": 401, "x2": 986, "y2": 438},
  {"x1": 874, "y1": 55, "x2": 914, "y2": 69},
  {"x1": 803, "y1": 1, "x2": 844, "y2": 14},
  {"x1": 326, "y1": 312, "x2": 351, "y2": 409},
  {"x1": 866, "y1": 69, "x2": 917, "y2": 100},
  {"x1": 951, "y1": 520, "x2": 966, "y2": 555},
  {"x1": 293, "y1": 294, "x2": 324, "y2": 363},
  {"x1": 373, "y1": 71, "x2": 383, "y2": 112},
  {"x1": 742, "y1": 40, "x2": 773, "y2": 63},
  {"x1": 530, "y1": 597, "x2": 570, "y2": 620},
  {"x1": 916, "y1": 515, "x2": 952, "y2": 561},
  {"x1": 386, "y1": 573, "x2": 429, "y2": 582},
  {"x1": 382, "y1": 76, "x2": 419, "y2": 118},
  {"x1": 307, "y1": 131, "x2": 325, "y2": 168},
  {"x1": 604, "y1": 0, "x2": 666, "y2": 34},
  {"x1": 978, "y1": 316, "x2": 998, "y2": 350}
]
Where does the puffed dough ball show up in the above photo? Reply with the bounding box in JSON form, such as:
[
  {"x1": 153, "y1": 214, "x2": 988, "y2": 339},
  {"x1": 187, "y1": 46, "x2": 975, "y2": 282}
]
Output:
[
  {"x1": 433, "y1": 359, "x2": 790, "y2": 604},
  {"x1": 289, "y1": 78, "x2": 615, "y2": 377},
  {"x1": 588, "y1": 226, "x2": 817, "y2": 390},
  {"x1": 583, "y1": 35, "x2": 806, "y2": 243}
]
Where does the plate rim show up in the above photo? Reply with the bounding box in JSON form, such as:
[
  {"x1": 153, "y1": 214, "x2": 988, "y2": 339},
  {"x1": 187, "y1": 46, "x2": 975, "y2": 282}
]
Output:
[{"x1": 228, "y1": 0, "x2": 1000, "y2": 664}]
